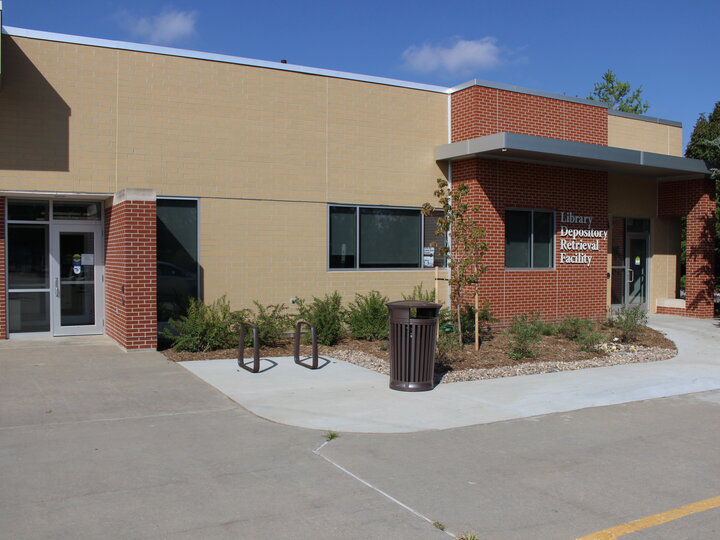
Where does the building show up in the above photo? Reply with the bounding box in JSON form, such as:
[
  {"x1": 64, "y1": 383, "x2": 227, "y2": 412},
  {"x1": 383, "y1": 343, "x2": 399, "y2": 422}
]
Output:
[{"x1": 0, "y1": 12, "x2": 715, "y2": 350}]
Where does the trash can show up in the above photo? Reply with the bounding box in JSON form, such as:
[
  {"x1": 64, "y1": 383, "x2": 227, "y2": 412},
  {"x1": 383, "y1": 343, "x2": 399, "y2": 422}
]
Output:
[{"x1": 386, "y1": 300, "x2": 442, "y2": 391}]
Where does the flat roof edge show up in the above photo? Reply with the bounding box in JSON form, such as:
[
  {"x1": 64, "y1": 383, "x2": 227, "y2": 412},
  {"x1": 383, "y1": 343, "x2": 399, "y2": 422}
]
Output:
[
  {"x1": 1, "y1": 25, "x2": 450, "y2": 94},
  {"x1": 436, "y1": 132, "x2": 710, "y2": 176},
  {"x1": 607, "y1": 108, "x2": 682, "y2": 128},
  {"x1": 449, "y1": 79, "x2": 608, "y2": 109}
]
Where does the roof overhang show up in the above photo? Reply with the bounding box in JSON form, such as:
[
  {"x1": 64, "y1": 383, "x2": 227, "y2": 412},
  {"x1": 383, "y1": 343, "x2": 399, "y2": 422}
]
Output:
[{"x1": 436, "y1": 133, "x2": 711, "y2": 179}]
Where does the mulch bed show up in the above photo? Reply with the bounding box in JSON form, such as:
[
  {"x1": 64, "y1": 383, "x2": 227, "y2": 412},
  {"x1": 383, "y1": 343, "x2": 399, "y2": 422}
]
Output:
[{"x1": 162, "y1": 325, "x2": 675, "y2": 373}]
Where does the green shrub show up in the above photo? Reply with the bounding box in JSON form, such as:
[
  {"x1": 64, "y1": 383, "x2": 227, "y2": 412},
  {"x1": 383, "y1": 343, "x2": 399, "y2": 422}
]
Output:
[
  {"x1": 609, "y1": 305, "x2": 648, "y2": 342},
  {"x1": 557, "y1": 316, "x2": 593, "y2": 341},
  {"x1": 346, "y1": 291, "x2": 389, "y2": 341},
  {"x1": 577, "y1": 330, "x2": 605, "y2": 353},
  {"x1": 459, "y1": 301, "x2": 497, "y2": 344},
  {"x1": 163, "y1": 296, "x2": 239, "y2": 352},
  {"x1": 459, "y1": 305, "x2": 475, "y2": 344},
  {"x1": 435, "y1": 329, "x2": 461, "y2": 367},
  {"x1": 296, "y1": 292, "x2": 345, "y2": 346},
  {"x1": 247, "y1": 302, "x2": 294, "y2": 347},
  {"x1": 507, "y1": 314, "x2": 542, "y2": 360},
  {"x1": 533, "y1": 318, "x2": 559, "y2": 336},
  {"x1": 401, "y1": 283, "x2": 436, "y2": 302}
]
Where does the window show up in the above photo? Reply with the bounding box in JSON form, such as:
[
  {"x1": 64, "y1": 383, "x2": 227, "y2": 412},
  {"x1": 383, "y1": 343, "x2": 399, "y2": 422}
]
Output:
[
  {"x1": 53, "y1": 201, "x2": 101, "y2": 220},
  {"x1": 505, "y1": 209, "x2": 554, "y2": 268},
  {"x1": 157, "y1": 199, "x2": 199, "y2": 325},
  {"x1": 329, "y1": 205, "x2": 446, "y2": 269},
  {"x1": 8, "y1": 199, "x2": 49, "y2": 221}
]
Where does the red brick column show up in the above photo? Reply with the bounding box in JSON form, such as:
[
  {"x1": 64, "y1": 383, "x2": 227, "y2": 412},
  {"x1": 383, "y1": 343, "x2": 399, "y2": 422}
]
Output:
[
  {"x1": 105, "y1": 189, "x2": 157, "y2": 349},
  {"x1": 658, "y1": 178, "x2": 716, "y2": 318},
  {"x1": 0, "y1": 197, "x2": 6, "y2": 339}
]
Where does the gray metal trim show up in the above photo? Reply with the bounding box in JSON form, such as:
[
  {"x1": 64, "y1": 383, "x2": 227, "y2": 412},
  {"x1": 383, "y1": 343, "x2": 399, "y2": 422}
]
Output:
[
  {"x1": 2, "y1": 26, "x2": 449, "y2": 94},
  {"x1": 435, "y1": 132, "x2": 711, "y2": 177},
  {"x1": 449, "y1": 79, "x2": 608, "y2": 108},
  {"x1": 607, "y1": 109, "x2": 682, "y2": 128}
]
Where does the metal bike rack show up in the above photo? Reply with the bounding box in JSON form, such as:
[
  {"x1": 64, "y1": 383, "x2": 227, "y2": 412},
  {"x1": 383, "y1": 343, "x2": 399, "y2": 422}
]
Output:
[
  {"x1": 238, "y1": 323, "x2": 261, "y2": 373},
  {"x1": 294, "y1": 320, "x2": 319, "y2": 369}
]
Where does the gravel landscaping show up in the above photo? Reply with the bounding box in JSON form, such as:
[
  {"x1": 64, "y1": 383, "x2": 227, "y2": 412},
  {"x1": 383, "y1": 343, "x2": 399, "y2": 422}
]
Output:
[
  {"x1": 164, "y1": 325, "x2": 677, "y2": 384},
  {"x1": 332, "y1": 343, "x2": 677, "y2": 383}
]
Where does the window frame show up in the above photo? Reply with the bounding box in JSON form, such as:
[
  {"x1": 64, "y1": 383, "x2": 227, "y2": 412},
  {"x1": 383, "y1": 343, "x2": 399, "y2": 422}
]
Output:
[
  {"x1": 504, "y1": 207, "x2": 556, "y2": 270},
  {"x1": 156, "y1": 196, "x2": 201, "y2": 326},
  {"x1": 327, "y1": 204, "x2": 447, "y2": 271}
]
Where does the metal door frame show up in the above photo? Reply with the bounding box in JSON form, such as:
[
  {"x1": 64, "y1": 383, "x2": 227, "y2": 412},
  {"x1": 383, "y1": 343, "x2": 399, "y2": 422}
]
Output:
[{"x1": 50, "y1": 222, "x2": 105, "y2": 336}]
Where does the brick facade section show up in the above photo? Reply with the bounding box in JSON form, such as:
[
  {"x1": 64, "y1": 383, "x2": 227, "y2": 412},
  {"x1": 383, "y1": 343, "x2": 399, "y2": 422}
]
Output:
[
  {"x1": 451, "y1": 85, "x2": 608, "y2": 146},
  {"x1": 0, "y1": 197, "x2": 6, "y2": 338},
  {"x1": 105, "y1": 200, "x2": 158, "y2": 349},
  {"x1": 453, "y1": 158, "x2": 609, "y2": 324},
  {"x1": 658, "y1": 178, "x2": 716, "y2": 318}
]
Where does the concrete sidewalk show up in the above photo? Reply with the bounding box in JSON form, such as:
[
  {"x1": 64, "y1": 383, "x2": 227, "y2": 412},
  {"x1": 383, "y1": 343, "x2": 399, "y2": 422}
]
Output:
[{"x1": 181, "y1": 314, "x2": 720, "y2": 433}]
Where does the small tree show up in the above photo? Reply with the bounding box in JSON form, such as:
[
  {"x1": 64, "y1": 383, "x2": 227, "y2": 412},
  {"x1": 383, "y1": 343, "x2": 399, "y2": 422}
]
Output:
[
  {"x1": 587, "y1": 69, "x2": 649, "y2": 114},
  {"x1": 685, "y1": 101, "x2": 720, "y2": 290},
  {"x1": 423, "y1": 178, "x2": 488, "y2": 345},
  {"x1": 686, "y1": 101, "x2": 720, "y2": 177}
]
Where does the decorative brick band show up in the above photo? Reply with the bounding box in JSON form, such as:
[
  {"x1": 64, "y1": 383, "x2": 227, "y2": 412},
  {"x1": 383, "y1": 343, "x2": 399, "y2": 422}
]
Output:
[
  {"x1": 105, "y1": 191, "x2": 157, "y2": 350},
  {"x1": 451, "y1": 84, "x2": 608, "y2": 145}
]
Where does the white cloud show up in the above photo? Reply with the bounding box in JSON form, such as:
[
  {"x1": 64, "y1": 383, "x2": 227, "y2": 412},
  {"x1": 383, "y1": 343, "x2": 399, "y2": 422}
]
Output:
[
  {"x1": 402, "y1": 37, "x2": 503, "y2": 76},
  {"x1": 117, "y1": 9, "x2": 198, "y2": 45}
]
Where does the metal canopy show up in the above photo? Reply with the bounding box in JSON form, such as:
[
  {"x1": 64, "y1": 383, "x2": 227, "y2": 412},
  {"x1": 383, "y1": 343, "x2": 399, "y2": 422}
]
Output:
[{"x1": 436, "y1": 132, "x2": 710, "y2": 178}]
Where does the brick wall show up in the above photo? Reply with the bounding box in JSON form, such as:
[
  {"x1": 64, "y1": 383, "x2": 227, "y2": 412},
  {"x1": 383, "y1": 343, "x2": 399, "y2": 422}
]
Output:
[
  {"x1": 0, "y1": 197, "x2": 6, "y2": 338},
  {"x1": 658, "y1": 178, "x2": 716, "y2": 318},
  {"x1": 453, "y1": 158, "x2": 609, "y2": 324},
  {"x1": 451, "y1": 85, "x2": 608, "y2": 145},
  {"x1": 105, "y1": 197, "x2": 157, "y2": 349}
]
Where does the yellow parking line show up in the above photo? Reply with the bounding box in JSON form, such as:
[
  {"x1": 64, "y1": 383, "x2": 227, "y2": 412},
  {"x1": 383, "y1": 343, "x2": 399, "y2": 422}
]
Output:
[{"x1": 576, "y1": 495, "x2": 720, "y2": 539}]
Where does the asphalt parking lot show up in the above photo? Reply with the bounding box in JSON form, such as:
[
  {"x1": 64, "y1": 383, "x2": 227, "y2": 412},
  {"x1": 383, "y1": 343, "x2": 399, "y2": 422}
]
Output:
[{"x1": 2, "y1": 315, "x2": 719, "y2": 539}]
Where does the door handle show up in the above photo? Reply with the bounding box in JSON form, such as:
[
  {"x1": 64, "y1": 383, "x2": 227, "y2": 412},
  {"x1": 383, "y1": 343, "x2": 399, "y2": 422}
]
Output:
[
  {"x1": 55, "y1": 277, "x2": 59, "y2": 298},
  {"x1": 627, "y1": 269, "x2": 634, "y2": 283}
]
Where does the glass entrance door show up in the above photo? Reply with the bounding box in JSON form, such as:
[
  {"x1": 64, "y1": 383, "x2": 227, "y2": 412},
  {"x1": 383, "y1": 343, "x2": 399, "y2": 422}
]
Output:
[
  {"x1": 626, "y1": 234, "x2": 648, "y2": 308},
  {"x1": 51, "y1": 225, "x2": 104, "y2": 336},
  {"x1": 610, "y1": 217, "x2": 649, "y2": 311}
]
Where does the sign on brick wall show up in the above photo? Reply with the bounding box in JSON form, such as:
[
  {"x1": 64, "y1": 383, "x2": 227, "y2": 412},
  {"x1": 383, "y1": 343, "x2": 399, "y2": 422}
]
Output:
[{"x1": 559, "y1": 211, "x2": 607, "y2": 266}]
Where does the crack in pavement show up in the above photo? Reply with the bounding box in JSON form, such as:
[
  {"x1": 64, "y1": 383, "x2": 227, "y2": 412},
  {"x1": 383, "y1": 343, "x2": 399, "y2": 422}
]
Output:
[{"x1": 313, "y1": 438, "x2": 457, "y2": 538}]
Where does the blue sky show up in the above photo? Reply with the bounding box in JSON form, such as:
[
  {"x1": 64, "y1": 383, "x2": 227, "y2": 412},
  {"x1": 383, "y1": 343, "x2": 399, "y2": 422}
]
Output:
[{"x1": 4, "y1": 0, "x2": 718, "y2": 149}]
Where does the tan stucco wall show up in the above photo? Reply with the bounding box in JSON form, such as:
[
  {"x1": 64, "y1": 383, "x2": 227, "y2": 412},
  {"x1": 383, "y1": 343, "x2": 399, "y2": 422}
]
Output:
[
  {"x1": 0, "y1": 35, "x2": 450, "y2": 309},
  {"x1": 607, "y1": 175, "x2": 680, "y2": 312},
  {"x1": 607, "y1": 114, "x2": 682, "y2": 156},
  {"x1": 201, "y1": 198, "x2": 450, "y2": 309},
  {"x1": 652, "y1": 217, "x2": 681, "y2": 304}
]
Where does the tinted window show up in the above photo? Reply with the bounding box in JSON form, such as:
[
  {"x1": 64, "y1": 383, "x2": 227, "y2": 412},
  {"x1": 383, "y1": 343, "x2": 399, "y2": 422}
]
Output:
[
  {"x1": 359, "y1": 208, "x2": 421, "y2": 268},
  {"x1": 506, "y1": 209, "x2": 554, "y2": 268},
  {"x1": 329, "y1": 206, "x2": 356, "y2": 268},
  {"x1": 157, "y1": 199, "x2": 199, "y2": 324},
  {"x1": 8, "y1": 199, "x2": 49, "y2": 221}
]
